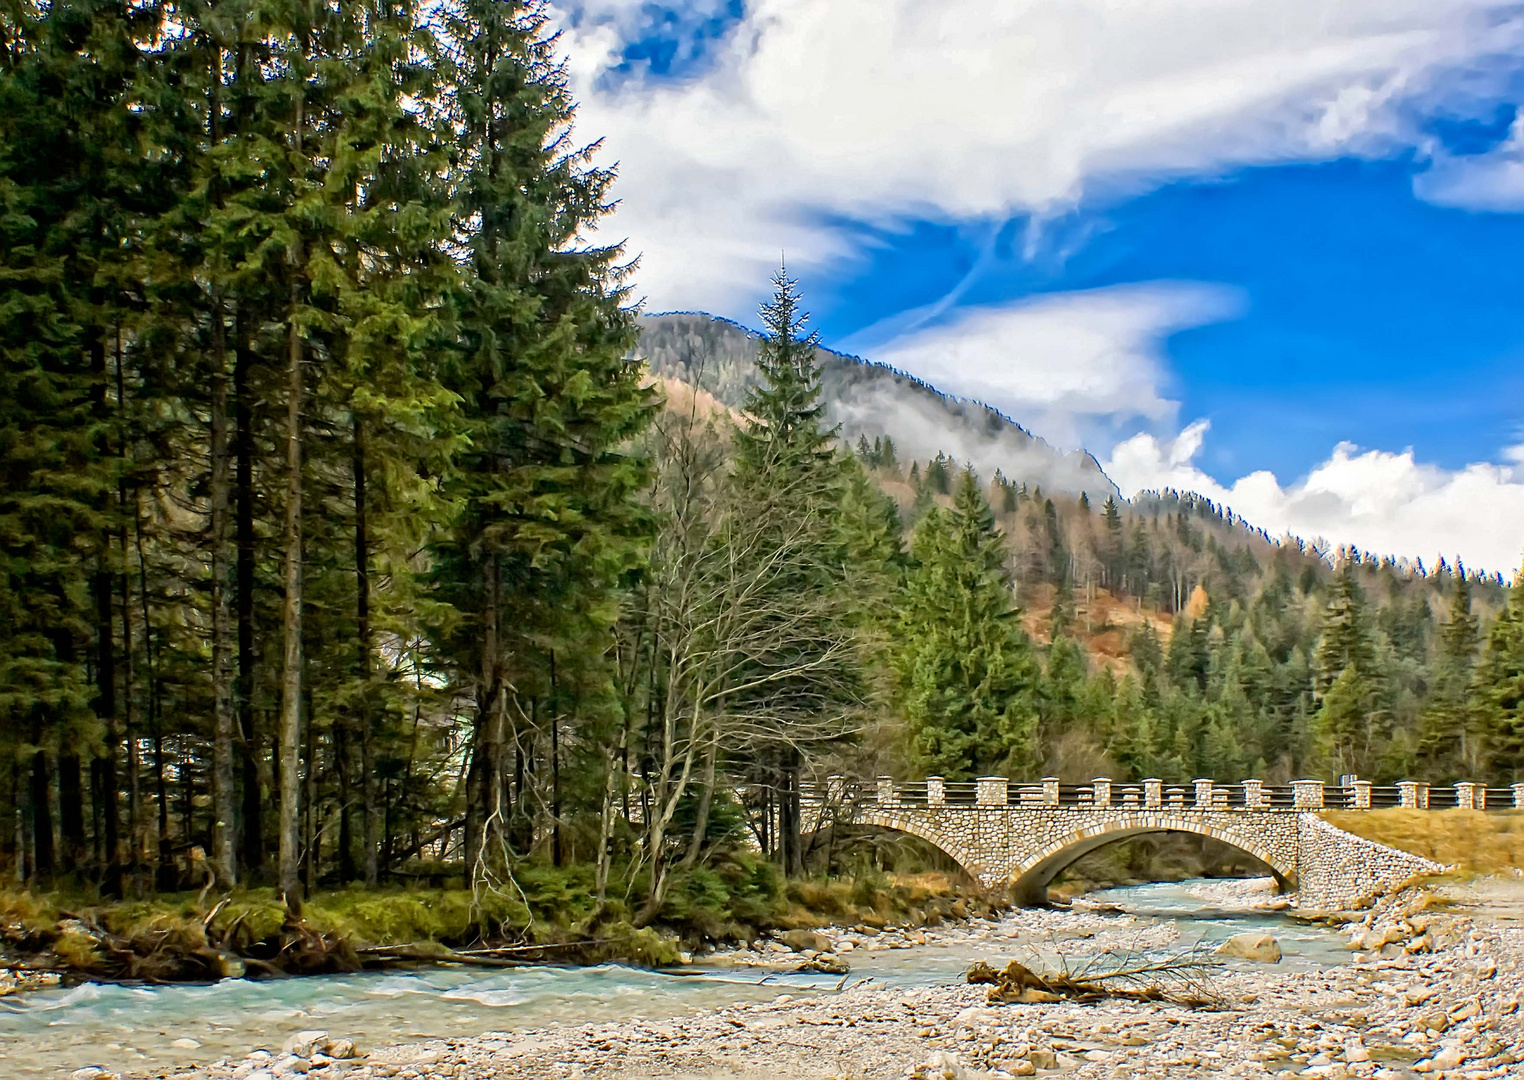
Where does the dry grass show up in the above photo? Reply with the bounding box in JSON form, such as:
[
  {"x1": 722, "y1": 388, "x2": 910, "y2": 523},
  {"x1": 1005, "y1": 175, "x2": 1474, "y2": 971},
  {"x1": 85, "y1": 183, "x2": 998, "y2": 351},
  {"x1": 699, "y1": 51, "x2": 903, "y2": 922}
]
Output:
[{"x1": 1320, "y1": 809, "x2": 1524, "y2": 875}]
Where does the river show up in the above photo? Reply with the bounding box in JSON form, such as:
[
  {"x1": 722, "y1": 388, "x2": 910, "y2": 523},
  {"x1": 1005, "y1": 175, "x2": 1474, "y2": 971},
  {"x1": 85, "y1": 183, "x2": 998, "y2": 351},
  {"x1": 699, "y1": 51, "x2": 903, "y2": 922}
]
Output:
[{"x1": 0, "y1": 878, "x2": 1349, "y2": 1080}]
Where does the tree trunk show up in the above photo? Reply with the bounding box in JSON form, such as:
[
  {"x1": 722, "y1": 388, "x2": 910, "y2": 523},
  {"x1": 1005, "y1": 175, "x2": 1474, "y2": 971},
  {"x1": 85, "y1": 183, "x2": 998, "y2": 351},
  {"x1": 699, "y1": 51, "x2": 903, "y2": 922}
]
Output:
[
  {"x1": 303, "y1": 682, "x2": 317, "y2": 892},
  {"x1": 353, "y1": 414, "x2": 379, "y2": 886},
  {"x1": 278, "y1": 89, "x2": 306, "y2": 909},
  {"x1": 336, "y1": 720, "x2": 354, "y2": 881},
  {"x1": 549, "y1": 655, "x2": 562, "y2": 867},
  {"x1": 199, "y1": 44, "x2": 237, "y2": 887},
  {"x1": 782, "y1": 747, "x2": 803, "y2": 877},
  {"x1": 94, "y1": 554, "x2": 121, "y2": 895},
  {"x1": 678, "y1": 731, "x2": 719, "y2": 871},
  {"x1": 233, "y1": 317, "x2": 262, "y2": 878},
  {"x1": 29, "y1": 739, "x2": 54, "y2": 885},
  {"x1": 209, "y1": 284, "x2": 236, "y2": 887},
  {"x1": 57, "y1": 753, "x2": 83, "y2": 873}
]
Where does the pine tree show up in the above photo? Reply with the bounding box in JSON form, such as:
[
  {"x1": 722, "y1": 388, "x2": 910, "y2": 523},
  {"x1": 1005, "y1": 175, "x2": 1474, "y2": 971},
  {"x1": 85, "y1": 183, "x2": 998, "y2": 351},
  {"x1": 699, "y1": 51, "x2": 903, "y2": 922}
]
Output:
[
  {"x1": 0, "y1": 0, "x2": 146, "y2": 883},
  {"x1": 1417, "y1": 573, "x2": 1481, "y2": 776},
  {"x1": 897, "y1": 470, "x2": 1039, "y2": 778},
  {"x1": 433, "y1": 0, "x2": 651, "y2": 884},
  {"x1": 925, "y1": 453, "x2": 951, "y2": 495},
  {"x1": 1312, "y1": 561, "x2": 1386, "y2": 777},
  {"x1": 729, "y1": 266, "x2": 858, "y2": 875},
  {"x1": 1475, "y1": 573, "x2": 1524, "y2": 780},
  {"x1": 1101, "y1": 496, "x2": 1124, "y2": 589}
]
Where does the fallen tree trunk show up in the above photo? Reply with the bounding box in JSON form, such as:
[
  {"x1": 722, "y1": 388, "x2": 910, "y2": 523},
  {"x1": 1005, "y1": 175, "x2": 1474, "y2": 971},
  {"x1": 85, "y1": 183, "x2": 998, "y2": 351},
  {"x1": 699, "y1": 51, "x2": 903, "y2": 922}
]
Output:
[{"x1": 967, "y1": 949, "x2": 1227, "y2": 1009}]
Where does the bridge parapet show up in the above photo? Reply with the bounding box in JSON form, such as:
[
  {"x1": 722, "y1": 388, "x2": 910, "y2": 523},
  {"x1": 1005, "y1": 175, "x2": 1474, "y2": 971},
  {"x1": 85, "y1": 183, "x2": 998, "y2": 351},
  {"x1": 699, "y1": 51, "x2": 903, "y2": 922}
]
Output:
[{"x1": 837, "y1": 776, "x2": 1523, "y2": 813}]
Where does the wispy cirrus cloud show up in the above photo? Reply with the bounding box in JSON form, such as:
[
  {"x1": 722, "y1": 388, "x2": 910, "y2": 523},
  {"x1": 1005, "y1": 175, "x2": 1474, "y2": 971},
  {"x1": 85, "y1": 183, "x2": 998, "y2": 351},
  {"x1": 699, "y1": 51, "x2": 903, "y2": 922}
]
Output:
[
  {"x1": 555, "y1": 0, "x2": 1524, "y2": 312},
  {"x1": 549, "y1": 1, "x2": 1524, "y2": 574},
  {"x1": 861, "y1": 283, "x2": 1242, "y2": 451}
]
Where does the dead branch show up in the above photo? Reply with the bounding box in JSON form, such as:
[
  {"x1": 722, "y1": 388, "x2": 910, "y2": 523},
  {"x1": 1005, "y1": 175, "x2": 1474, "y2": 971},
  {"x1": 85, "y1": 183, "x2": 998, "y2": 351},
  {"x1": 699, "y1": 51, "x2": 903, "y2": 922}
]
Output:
[{"x1": 968, "y1": 945, "x2": 1229, "y2": 1009}]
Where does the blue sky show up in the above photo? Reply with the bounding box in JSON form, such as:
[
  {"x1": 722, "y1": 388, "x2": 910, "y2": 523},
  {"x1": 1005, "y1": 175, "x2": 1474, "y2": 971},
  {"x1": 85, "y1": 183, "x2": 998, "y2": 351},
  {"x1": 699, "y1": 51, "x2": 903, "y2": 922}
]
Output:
[
  {"x1": 554, "y1": 0, "x2": 1524, "y2": 574},
  {"x1": 817, "y1": 157, "x2": 1524, "y2": 481}
]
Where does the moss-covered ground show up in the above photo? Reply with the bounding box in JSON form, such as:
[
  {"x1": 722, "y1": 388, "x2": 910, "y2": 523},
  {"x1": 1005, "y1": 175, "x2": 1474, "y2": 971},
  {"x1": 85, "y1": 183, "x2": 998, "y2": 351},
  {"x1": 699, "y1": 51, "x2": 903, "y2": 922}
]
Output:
[{"x1": 0, "y1": 855, "x2": 994, "y2": 986}]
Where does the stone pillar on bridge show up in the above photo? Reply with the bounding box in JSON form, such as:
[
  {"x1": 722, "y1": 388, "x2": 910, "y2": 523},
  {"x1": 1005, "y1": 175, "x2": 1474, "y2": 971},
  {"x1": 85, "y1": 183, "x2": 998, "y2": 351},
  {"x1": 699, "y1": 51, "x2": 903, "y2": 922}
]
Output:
[
  {"x1": 1350, "y1": 779, "x2": 1372, "y2": 809},
  {"x1": 976, "y1": 776, "x2": 1008, "y2": 807},
  {"x1": 1193, "y1": 779, "x2": 1213, "y2": 809},
  {"x1": 1091, "y1": 777, "x2": 1112, "y2": 809},
  {"x1": 1042, "y1": 777, "x2": 1060, "y2": 807},
  {"x1": 1291, "y1": 779, "x2": 1325, "y2": 809},
  {"x1": 1513, "y1": 783, "x2": 1524, "y2": 810},
  {"x1": 1143, "y1": 778, "x2": 1163, "y2": 809},
  {"x1": 876, "y1": 776, "x2": 897, "y2": 807},
  {"x1": 1241, "y1": 779, "x2": 1265, "y2": 810},
  {"x1": 1455, "y1": 782, "x2": 1477, "y2": 810},
  {"x1": 927, "y1": 776, "x2": 945, "y2": 806},
  {"x1": 1396, "y1": 781, "x2": 1429, "y2": 809}
]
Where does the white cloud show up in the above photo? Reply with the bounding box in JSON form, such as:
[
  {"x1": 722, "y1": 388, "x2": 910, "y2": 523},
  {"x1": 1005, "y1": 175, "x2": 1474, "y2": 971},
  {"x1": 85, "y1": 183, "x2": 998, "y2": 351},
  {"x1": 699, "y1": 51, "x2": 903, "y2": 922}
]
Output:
[
  {"x1": 549, "y1": 2, "x2": 1524, "y2": 574},
  {"x1": 862, "y1": 283, "x2": 1240, "y2": 450},
  {"x1": 556, "y1": 0, "x2": 1524, "y2": 313},
  {"x1": 1415, "y1": 112, "x2": 1524, "y2": 210},
  {"x1": 1105, "y1": 424, "x2": 1524, "y2": 576}
]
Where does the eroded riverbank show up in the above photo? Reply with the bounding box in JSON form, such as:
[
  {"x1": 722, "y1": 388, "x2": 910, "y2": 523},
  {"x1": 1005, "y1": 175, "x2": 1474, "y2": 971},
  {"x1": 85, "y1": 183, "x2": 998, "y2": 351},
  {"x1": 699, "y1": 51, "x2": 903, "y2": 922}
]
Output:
[{"x1": 33, "y1": 876, "x2": 1524, "y2": 1080}]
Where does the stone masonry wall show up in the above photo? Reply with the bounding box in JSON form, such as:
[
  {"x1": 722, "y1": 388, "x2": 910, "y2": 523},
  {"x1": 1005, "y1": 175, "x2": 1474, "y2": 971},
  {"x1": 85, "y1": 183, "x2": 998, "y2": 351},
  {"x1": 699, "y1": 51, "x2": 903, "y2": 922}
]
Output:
[
  {"x1": 1294, "y1": 813, "x2": 1443, "y2": 910},
  {"x1": 843, "y1": 804, "x2": 1440, "y2": 908}
]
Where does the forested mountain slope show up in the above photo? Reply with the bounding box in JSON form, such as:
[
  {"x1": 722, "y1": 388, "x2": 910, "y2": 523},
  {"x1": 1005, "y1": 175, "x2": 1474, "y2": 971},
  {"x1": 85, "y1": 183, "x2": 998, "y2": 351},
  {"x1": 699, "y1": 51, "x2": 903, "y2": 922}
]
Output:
[
  {"x1": 646, "y1": 310, "x2": 1520, "y2": 793},
  {"x1": 638, "y1": 312, "x2": 1117, "y2": 500}
]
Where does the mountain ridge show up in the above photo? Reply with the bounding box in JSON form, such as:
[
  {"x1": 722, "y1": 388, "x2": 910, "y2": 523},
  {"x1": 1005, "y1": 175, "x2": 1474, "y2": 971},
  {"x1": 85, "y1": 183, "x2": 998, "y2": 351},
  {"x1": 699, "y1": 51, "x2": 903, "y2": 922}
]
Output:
[{"x1": 636, "y1": 311, "x2": 1119, "y2": 500}]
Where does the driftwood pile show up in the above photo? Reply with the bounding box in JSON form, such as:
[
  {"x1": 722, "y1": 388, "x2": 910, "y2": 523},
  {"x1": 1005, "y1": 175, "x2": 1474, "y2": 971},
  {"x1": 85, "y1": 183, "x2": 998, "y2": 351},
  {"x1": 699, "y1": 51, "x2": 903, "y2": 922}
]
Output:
[{"x1": 967, "y1": 948, "x2": 1228, "y2": 1009}]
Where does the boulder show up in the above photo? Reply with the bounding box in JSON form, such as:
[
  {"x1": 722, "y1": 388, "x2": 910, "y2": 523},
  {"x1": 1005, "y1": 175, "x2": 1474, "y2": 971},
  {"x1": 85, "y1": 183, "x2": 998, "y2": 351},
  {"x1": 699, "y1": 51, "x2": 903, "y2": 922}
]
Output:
[
  {"x1": 795, "y1": 954, "x2": 850, "y2": 975},
  {"x1": 1427, "y1": 1046, "x2": 1464, "y2": 1070},
  {"x1": 1216, "y1": 933, "x2": 1282, "y2": 963},
  {"x1": 281, "y1": 1031, "x2": 330, "y2": 1058},
  {"x1": 775, "y1": 929, "x2": 830, "y2": 953},
  {"x1": 325, "y1": 1039, "x2": 360, "y2": 1060}
]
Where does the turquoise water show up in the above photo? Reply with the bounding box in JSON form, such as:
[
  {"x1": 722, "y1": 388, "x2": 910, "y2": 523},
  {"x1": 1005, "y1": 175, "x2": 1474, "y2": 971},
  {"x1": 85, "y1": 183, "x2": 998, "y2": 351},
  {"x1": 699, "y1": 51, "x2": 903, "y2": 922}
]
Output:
[
  {"x1": 0, "y1": 879, "x2": 1342, "y2": 1079},
  {"x1": 1087, "y1": 880, "x2": 1353, "y2": 967}
]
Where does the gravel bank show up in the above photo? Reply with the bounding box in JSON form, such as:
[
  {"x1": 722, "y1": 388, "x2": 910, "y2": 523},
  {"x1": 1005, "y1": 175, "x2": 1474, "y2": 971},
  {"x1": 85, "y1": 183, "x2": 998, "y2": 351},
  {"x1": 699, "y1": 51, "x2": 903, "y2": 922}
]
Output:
[{"x1": 108, "y1": 880, "x2": 1524, "y2": 1080}]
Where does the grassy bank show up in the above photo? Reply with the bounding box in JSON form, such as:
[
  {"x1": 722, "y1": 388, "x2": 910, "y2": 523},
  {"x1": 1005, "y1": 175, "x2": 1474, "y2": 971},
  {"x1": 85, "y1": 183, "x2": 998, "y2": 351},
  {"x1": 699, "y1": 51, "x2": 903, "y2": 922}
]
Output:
[
  {"x1": 0, "y1": 858, "x2": 997, "y2": 989},
  {"x1": 1320, "y1": 809, "x2": 1524, "y2": 875}
]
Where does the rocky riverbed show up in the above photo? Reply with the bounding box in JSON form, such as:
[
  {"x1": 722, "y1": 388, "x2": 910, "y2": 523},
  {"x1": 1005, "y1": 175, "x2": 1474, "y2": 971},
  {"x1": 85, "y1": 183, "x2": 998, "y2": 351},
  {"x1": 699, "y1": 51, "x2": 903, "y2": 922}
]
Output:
[{"x1": 77, "y1": 877, "x2": 1524, "y2": 1080}]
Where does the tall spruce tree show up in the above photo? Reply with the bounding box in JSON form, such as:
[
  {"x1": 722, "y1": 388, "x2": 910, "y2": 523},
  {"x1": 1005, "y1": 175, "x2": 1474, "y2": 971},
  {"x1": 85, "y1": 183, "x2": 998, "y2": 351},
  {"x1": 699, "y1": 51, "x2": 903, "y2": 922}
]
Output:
[
  {"x1": 1417, "y1": 572, "x2": 1481, "y2": 776},
  {"x1": 1312, "y1": 561, "x2": 1385, "y2": 777},
  {"x1": 729, "y1": 266, "x2": 858, "y2": 875},
  {"x1": 1476, "y1": 573, "x2": 1524, "y2": 780},
  {"x1": 433, "y1": 0, "x2": 650, "y2": 885},
  {"x1": 897, "y1": 469, "x2": 1039, "y2": 779}
]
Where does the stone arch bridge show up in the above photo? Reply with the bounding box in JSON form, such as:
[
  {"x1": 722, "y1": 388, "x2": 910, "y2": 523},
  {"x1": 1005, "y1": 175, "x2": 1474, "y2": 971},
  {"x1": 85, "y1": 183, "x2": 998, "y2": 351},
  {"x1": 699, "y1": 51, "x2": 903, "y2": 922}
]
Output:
[{"x1": 803, "y1": 776, "x2": 1515, "y2": 909}]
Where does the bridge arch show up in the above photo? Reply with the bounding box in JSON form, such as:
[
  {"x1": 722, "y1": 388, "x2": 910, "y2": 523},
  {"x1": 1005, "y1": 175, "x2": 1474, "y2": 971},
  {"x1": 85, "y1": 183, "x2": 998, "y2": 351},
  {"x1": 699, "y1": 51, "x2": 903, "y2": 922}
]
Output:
[
  {"x1": 851, "y1": 809, "x2": 987, "y2": 881},
  {"x1": 1006, "y1": 818, "x2": 1295, "y2": 905},
  {"x1": 844, "y1": 808, "x2": 1298, "y2": 905}
]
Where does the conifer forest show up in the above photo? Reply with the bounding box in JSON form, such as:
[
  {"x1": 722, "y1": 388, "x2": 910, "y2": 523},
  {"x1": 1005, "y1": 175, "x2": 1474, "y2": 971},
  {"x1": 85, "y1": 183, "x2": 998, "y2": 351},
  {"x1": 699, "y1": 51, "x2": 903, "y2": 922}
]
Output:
[{"x1": 2, "y1": 0, "x2": 1523, "y2": 921}]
